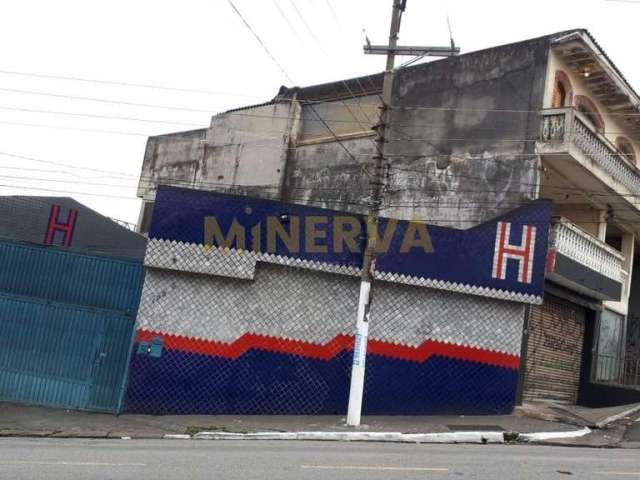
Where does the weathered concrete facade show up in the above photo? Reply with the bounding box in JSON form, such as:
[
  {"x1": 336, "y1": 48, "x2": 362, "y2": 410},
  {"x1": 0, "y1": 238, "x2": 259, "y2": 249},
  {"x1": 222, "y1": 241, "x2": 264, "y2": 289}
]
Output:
[
  {"x1": 134, "y1": 29, "x2": 640, "y2": 408},
  {"x1": 137, "y1": 35, "x2": 551, "y2": 229}
]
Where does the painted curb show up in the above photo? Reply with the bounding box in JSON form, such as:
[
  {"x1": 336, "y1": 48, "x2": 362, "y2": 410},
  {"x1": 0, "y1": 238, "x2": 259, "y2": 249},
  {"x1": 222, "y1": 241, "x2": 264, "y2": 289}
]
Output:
[
  {"x1": 595, "y1": 405, "x2": 640, "y2": 429},
  {"x1": 162, "y1": 434, "x2": 191, "y2": 440},
  {"x1": 518, "y1": 427, "x2": 591, "y2": 442},
  {"x1": 192, "y1": 430, "x2": 505, "y2": 444}
]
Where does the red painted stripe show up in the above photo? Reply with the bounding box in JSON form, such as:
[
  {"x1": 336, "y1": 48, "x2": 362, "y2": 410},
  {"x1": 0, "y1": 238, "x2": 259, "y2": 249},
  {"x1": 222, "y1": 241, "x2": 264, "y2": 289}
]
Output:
[{"x1": 136, "y1": 330, "x2": 520, "y2": 370}]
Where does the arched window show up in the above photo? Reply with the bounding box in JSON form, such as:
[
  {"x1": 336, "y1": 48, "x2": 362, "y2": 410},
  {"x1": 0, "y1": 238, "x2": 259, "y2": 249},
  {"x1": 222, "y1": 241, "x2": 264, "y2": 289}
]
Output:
[
  {"x1": 574, "y1": 95, "x2": 605, "y2": 132},
  {"x1": 552, "y1": 71, "x2": 573, "y2": 108},
  {"x1": 616, "y1": 137, "x2": 636, "y2": 165}
]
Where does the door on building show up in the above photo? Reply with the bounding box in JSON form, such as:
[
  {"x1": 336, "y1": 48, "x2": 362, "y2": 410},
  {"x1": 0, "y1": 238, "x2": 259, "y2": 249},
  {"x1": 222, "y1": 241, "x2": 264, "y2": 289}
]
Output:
[
  {"x1": 523, "y1": 294, "x2": 587, "y2": 404},
  {"x1": 0, "y1": 296, "x2": 135, "y2": 413}
]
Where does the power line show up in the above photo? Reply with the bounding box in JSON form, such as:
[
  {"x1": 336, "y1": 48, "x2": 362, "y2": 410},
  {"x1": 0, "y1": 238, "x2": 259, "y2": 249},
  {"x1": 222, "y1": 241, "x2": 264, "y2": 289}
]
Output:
[
  {"x1": 269, "y1": 1, "x2": 383, "y2": 159},
  {"x1": 0, "y1": 183, "x2": 139, "y2": 200},
  {"x1": 4, "y1": 170, "x2": 640, "y2": 224},
  {"x1": 0, "y1": 105, "x2": 203, "y2": 127},
  {"x1": 228, "y1": 0, "x2": 362, "y2": 165},
  {"x1": 324, "y1": 0, "x2": 342, "y2": 29},
  {"x1": 0, "y1": 120, "x2": 149, "y2": 137},
  {"x1": 271, "y1": 0, "x2": 305, "y2": 43},
  {"x1": 0, "y1": 87, "x2": 217, "y2": 114},
  {"x1": 227, "y1": 0, "x2": 295, "y2": 84},
  {"x1": 4, "y1": 145, "x2": 640, "y2": 198},
  {"x1": 0, "y1": 68, "x2": 257, "y2": 97},
  {"x1": 10, "y1": 171, "x2": 640, "y2": 208},
  {"x1": 0, "y1": 151, "x2": 138, "y2": 178},
  {"x1": 287, "y1": 0, "x2": 326, "y2": 54}
]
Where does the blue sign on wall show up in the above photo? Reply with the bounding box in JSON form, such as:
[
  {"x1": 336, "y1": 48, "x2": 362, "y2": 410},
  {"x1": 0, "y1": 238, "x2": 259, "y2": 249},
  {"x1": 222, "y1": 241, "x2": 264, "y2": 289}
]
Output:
[{"x1": 150, "y1": 186, "x2": 551, "y2": 300}]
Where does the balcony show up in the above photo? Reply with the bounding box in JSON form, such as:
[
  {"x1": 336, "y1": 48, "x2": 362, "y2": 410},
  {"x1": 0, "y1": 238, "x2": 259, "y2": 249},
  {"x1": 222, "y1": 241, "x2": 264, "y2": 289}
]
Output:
[
  {"x1": 538, "y1": 108, "x2": 640, "y2": 212},
  {"x1": 547, "y1": 218, "x2": 624, "y2": 301}
]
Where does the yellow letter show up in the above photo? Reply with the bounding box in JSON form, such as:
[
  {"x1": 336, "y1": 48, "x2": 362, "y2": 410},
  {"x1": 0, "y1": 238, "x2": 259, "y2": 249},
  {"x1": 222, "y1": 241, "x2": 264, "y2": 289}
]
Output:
[
  {"x1": 375, "y1": 218, "x2": 398, "y2": 254},
  {"x1": 251, "y1": 222, "x2": 261, "y2": 253},
  {"x1": 305, "y1": 216, "x2": 328, "y2": 254},
  {"x1": 334, "y1": 216, "x2": 361, "y2": 253},
  {"x1": 266, "y1": 216, "x2": 300, "y2": 254},
  {"x1": 400, "y1": 221, "x2": 434, "y2": 253},
  {"x1": 204, "y1": 217, "x2": 246, "y2": 250}
]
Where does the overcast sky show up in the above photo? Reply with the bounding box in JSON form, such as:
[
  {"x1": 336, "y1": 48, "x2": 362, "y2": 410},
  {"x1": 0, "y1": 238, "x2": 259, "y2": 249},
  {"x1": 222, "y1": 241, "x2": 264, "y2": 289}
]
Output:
[{"x1": 0, "y1": 0, "x2": 637, "y2": 224}]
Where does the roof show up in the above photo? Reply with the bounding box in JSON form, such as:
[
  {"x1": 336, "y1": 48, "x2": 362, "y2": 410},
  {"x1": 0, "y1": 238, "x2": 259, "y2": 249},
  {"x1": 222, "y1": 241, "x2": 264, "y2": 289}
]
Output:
[
  {"x1": 0, "y1": 196, "x2": 147, "y2": 262},
  {"x1": 217, "y1": 29, "x2": 639, "y2": 124},
  {"x1": 272, "y1": 30, "x2": 574, "y2": 104},
  {"x1": 555, "y1": 29, "x2": 640, "y2": 107}
]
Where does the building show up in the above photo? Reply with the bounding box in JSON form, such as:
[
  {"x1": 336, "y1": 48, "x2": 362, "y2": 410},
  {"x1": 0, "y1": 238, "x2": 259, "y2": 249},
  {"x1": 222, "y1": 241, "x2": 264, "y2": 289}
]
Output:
[
  {"x1": 126, "y1": 186, "x2": 551, "y2": 414},
  {"x1": 131, "y1": 29, "x2": 640, "y2": 411},
  {"x1": 0, "y1": 196, "x2": 146, "y2": 412}
]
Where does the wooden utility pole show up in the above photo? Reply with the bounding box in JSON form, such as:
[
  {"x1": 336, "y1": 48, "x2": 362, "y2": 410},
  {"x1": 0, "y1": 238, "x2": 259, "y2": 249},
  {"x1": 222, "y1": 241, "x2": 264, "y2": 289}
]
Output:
[{"x1": 346, "y1": 0, "x2": 460, "y2": 427}]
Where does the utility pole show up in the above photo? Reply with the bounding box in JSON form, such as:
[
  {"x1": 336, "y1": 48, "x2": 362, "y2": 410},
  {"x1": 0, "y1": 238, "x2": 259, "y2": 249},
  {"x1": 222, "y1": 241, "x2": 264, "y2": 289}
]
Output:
[{"x1": 346, "y1": 0, "x2": 460, "y2": 427}]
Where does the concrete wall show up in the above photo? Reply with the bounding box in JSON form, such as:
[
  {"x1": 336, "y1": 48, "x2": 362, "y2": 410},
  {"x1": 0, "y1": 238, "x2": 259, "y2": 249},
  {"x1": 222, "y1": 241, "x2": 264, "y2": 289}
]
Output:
[
  {"x1": 201, "y1": 102, "x2": 298, "y2": 193},
  {"x1": 380, "y1": 37, "x2": 549, "y2": 225},
  {"x1": 137, "y1": 37, "x2": 551, "y2": 228},
  {"x1": 137, "y1": 129, "x2": 207, "y2": 200},
  {"x1": 277, "y1": 38, "x2": 551, "y2": 226},
  {"x1": 137, "y1": 102, "x2": 300, "y2": 203}
]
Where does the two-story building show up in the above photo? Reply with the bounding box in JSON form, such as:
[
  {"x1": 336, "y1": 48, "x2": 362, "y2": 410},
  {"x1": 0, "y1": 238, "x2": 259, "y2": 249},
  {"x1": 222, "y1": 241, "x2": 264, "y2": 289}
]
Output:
[{"x1": 133, "y1": 29, "x2": 640, "y2": 410}]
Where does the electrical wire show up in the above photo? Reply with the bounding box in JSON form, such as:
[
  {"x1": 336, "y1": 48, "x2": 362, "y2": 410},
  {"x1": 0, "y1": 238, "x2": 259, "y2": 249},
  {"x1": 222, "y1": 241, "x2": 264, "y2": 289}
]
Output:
[
  {"x1": 0, "y1": 87, "x2": 218, "y2": 114},
  {"x1": 0, "y1": 105, "x2": 203, "y2": 127},
  {"x1": 271, "y1": 0, "x2": 305, "y2": 43},
  {"x1": 227, "y1": 0, "x2": 295, "y2": 84},
  {"x1": 5, "y1": 145, "x2": 640, "y2": 201},
  {"x1": 0, "y1": 68, "x2": 256, "y2": 97}
]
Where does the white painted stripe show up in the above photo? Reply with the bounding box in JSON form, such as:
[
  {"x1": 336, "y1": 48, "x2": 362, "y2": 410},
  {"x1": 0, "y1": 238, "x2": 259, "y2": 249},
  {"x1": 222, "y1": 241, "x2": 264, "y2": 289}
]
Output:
[
  {"x1": 595, "y1": 472, "x2": 640, "y2": 477},
  {"x1": 519, "y1": 427, "x2": 591, "y2": 442},
  {"x1": 301, "y1": 465, "x2": 448, "y2": 473},
  {"x1": 192, "y1": 430, "x2": 505, "y2": 444},
  {"x1": 0, "y1": 461, "x2": 146, "y2": 467}
]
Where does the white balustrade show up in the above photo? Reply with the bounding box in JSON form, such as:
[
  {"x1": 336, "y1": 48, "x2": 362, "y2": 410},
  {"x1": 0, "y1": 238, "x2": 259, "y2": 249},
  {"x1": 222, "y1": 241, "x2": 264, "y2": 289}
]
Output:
[
  {"x1": 540, "y1": 108, "x2": 640, "y2": 195},
  {"x1": 550, "y1": 218, "x2": 623, "y2": 282}
]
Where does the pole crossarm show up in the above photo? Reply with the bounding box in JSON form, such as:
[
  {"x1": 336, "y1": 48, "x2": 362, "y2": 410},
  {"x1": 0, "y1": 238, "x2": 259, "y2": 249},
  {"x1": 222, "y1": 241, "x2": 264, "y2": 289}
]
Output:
[{"x1": 363, "y1": 45, "x2": 460, "y2": 56}]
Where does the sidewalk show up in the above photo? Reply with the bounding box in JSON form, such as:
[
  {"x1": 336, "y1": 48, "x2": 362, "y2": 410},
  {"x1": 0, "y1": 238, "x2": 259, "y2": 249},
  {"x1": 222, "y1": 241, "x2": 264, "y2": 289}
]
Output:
[
  {"x1": 0, "y1": 402, "x2": 581, "y2": 438},
  {"x1": 0, "y1": 402, "x2": 637, "y2": 446}
]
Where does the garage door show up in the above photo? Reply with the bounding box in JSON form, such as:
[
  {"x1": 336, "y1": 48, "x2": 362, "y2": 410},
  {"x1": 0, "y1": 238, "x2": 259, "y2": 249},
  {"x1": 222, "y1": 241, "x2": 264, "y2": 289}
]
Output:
[
  {"x1": 523, "y1": 295, "x2": 586, "y2": 404},
  {"x1": 0, "y1": 295, "x2": 135, "y2": 412}
]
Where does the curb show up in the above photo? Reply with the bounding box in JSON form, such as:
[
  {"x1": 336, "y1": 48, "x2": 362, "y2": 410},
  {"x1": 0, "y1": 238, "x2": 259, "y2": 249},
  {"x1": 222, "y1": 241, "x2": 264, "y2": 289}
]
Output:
[
  {"x1": 596, "y1": 405, "x2": 640, "y2": 429},
  {"x1": 517, "y1": 427, "x2": 591, "y2": 442},
  {"x1": 190, "y1": 430, "x2": 506, "y2": 444},
  {"x1": 0, "y1": 428, "x2": 596, "y2": 445}
]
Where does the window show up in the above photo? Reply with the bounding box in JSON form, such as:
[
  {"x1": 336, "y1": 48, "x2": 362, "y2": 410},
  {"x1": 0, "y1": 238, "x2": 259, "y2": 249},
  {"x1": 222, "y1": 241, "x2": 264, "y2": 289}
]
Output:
[
  {"x1": 552, "y1": 71, "x2": 573, "y2": 108},
  {"x1": 616, "y1": 137, "x2": 636, "y2": 165},
  {"x1": 574, "y1": 95, "x2": 605, "y2": 132}
]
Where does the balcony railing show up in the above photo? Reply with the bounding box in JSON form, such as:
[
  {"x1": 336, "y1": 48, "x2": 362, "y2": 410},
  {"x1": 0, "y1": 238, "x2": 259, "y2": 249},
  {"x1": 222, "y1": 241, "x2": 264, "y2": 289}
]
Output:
[
  {"x1": 540, "y1": 108, "x2": 640, "y2": 196},
  {"x1": 549, "y1": 217, "x2": 623, "y2": 283}
]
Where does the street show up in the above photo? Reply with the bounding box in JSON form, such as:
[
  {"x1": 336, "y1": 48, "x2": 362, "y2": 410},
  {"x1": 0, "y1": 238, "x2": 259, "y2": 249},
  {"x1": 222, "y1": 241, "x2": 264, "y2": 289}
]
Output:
[{"x1": 0, "y1": 439, "x2": 638, "y2": 479}]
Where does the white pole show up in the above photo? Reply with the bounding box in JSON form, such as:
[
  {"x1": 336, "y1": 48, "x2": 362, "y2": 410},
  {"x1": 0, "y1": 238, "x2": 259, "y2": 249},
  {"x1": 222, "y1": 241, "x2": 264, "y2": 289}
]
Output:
[{"x1": 346, "y1": 281, "x2": 371, "y2": 426}]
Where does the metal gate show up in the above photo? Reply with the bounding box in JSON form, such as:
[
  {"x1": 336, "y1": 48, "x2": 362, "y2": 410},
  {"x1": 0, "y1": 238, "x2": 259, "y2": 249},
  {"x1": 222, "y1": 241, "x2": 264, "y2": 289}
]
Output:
[
  {"x1": 523, "y1": 294, "x2": 586, "y2": 404},
  {"x1": 0, "y1": 295, "x2": 135, "y2": 412}
]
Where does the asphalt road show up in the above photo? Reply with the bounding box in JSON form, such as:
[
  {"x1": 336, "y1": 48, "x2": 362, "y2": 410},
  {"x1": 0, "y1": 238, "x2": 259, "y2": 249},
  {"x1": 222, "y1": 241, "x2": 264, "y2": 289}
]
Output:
[{"x1": 0, "y1": 438, "x2": 638, "y2": 480}]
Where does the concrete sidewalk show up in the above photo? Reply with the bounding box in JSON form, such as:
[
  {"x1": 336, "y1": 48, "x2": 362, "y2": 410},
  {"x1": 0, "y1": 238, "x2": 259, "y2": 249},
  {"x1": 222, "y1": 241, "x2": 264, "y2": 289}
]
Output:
[
  {"x1": 0, "y1": 402, "x2": 637, "y2": 446},
  {"x1": 0, "y1": 403, "x2": 584, "y2": 438}
]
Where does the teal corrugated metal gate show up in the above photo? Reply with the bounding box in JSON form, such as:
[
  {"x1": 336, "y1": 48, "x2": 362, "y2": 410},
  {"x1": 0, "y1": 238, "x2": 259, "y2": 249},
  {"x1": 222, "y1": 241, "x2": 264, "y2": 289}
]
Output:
[
  {"x1": 0, "y1": 241, "x2": 144, "y2": 413},
  {"x1": 0, "y1": 296, "x2": 134, "y2": 411}
]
